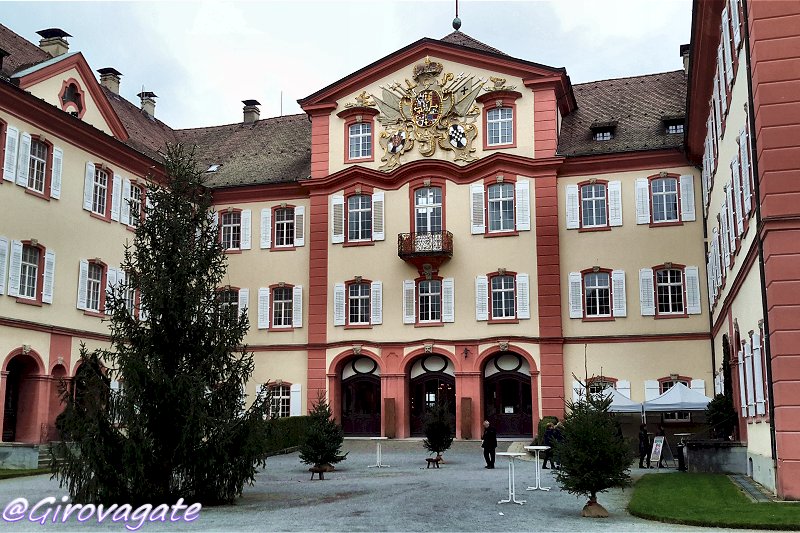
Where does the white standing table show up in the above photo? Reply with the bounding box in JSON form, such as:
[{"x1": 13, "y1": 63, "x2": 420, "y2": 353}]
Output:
[
  {"x1": 496, "y1": 452, "x2": 527, "y2": 505},
  {"x1": 367, "y1": 437, "x2": 390, "y2": 468},
  {"x1": 524, "y1": 445, "x2": 551, "y2": 491}
]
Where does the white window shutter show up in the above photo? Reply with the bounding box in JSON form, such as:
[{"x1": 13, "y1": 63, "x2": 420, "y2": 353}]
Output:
[
  {"x1": 732, "y1": 162, "x2": 744, "y2": 237},
  {"x1": 238, "y1": 288, "x2": 249, "y2": 319},
  {"x1": 292, "y1": 285, "x2": 303, "y2": 328},
  {"x1": 289, "y1": 383, "x2": 302, "y2": 416},
  {"x1": 402, "y1": 280, "x2": 416, "y2": 324},
  {"x1": 722, "y1": 8, "x2": 734, "y2": 86},
  {"x1": 331, "y1": 195, "x2": 345, "y2": 244},
  {"x1": 680, "y1": 175, "x2": 696, "y2": 222},
  {"x1": 516, "y1": 273, "x2": 530, "y2": 320},
  {"x1": 617, "y1": 380, "x2": 631, "y2": 399},
  {"x1": 737, "y1": 352, "x2": 747, "y2": 416},
  {"x1": 260, "y1": 208, "x2": 272, "y2": 249},
  {"x1": 76, "y1": 258, "x2": 89, "y2": 309},
  {"x1": 713, "y1": 74, "x2": 723, "y2": 141},
  {"x1": 752, "y1": 334, "x2": 766, "y2": 415},
  {"x1": 442, "y1": 277, "x2": 455, "y2": 323},
  {"x1": 725, "y1": 186, "x2": 736, "y2": 250},
  {"x1": 685, "y1": 266, "x2": 702, "y2": 315},
  {"x1": 515, "y1": 179, "x2": 530, "y2": 231},
  {"x1": 717, "y1": 50, "x2": 728, "y2": 117},
  {"x1": 333, "y1": 283, "x2": 346, "y2": 326},
  {"x1": 294, "y1": 206, "x2": 305, "y2": 247},
  {"x1": 715, "y1": 372, "x2": 724, "y2": 395},
  {"x1": 0, "y1": 237, "x2": 8, "y2": 295},
  {"x1": 568, "y1": 272, "x2": 583, "y2": 319},
  {"x1": 731, "y1": 0, "x2": 742, "y2": 49},
  {"x1": 639, "y1": 268, "x2": 655, "y2": 316},
  {"x1": 8, "y1": 240, "x2": 22, "y2": 297},
  {"x1": 372, "y1": 191, "x2": 385, "y2": 241},
  {"x1": 41, "y1": 250, "x2": 55, "y2": 304},
  {"x1": 744, "y1": 342, "x2": 755, "y2": 417},
  {"x1": 2, "y1": 126, "x2": 18, "y2": 182},
  {"x1": 635, "y1": 178, "x2": 650, "y2": 224},
  {"x1": 370, "y1": 281, "x2": 382, "y2": 325},
  {"x1": 572, "y1": 380, "x2": 585, "y2": 403},
  {"x1": 211, "y1": 211, "x2": 219, "y2": 234},
  {"x1": 50, "y1": 147, "x2": 63, "y2": 199},
  {"x1": 611, "y1": 269, "x2": 627, "y2": 317},
  {"x1": 111, "y1": 173, "x2": 122, "y2": 221},
  {"x1": 257, "y1": 287, "x2": 270, "y2": 329},
  {"x1": 105, "y1": 268, "x2": 118, "y2": 314},
  {"x1": 475, "y1": 275, "x2": 488, "y2": 321},
  {"x1": 740, "y1": 128, "x2": 752, "y2": 214},
  {"x1": 701, "y1": 166, "x2": 709, "y2": 213},
  {"x1": 721, "y1": 202, "x2": 730, "y2": 265},
  {"x1": 608, "y1": 181, "x2": 623, "y2": 227},
  {"x1": 15, "y1": 132, "x2": 31, "y2": 186},
  {"x1": 644, "y1": 380, "x2": 660, "y2": 401},
  {"x1": 707, "y1": 252, "x2": 715, "y2": 310},
  {"x1": 565, "y1": 184, "x2": 580, "y2": 229},
  {"x1": 470, "y1": 183, "x2": 485, "y2": 234},
  {"x1": 83, "y1": 162, "x2": 95, "y2": 211},
  {"x1": 240, "y1": 209, "x2": 252, "y2": 250},
  {"x1": 714, "y1": 230, "x2": 723, "y2": 287},
  {"x1": 121, "y1": 178, "x2": 132, "y2": 226},
  {"x1": 690, "y1": 379, "x2": 706, "y2": 396}
]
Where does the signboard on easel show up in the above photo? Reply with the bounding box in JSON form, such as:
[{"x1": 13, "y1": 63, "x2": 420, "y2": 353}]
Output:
[{"x1": 650, "y1": 436, "x2": 665, "y2": 466}]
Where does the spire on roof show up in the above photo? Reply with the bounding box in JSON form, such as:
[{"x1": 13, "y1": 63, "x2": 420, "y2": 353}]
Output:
[{"x1": 452, "y1": 0, "x2": 461, "y2": 31}]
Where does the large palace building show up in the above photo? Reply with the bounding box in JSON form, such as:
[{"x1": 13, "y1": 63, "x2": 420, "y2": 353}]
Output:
[{"x1": 1, "y1": 1, "x2": 799, "y2": 498}]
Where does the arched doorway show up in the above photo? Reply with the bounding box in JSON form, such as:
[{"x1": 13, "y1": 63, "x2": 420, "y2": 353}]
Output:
[
  {"x1": 483, "y1": 352, "x2": 533, "y2": 437},
  {"x1": 409, "y1": 354, "x2": 455, "y2": 437},
  {"x1": 45, "y1": 364, "x2": 68, "y2": 442},
  {"x1": 341, "y1": 357, "x2": 381, "y2": 436},
  {"x1": 3, "y1": 353, "x2": 41, "y2": 442}
]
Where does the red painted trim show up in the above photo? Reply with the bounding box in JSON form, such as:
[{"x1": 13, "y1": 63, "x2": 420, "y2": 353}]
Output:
[
  {"x1": 342, "y1": 191, "x2": 376, "y2": 244},
  {"x1": 343, "y1": 113, "x2": 376, "y2": 164},
  {"x1": 58, "y1": 78, "x2": 87, "y2": 119},
  {"x1": 579, "y1": 267, "x2": 614, "y2": 321},
  {"x1": 486, "y1": 271, "x2": 519, "y2": 323},
  {"x1": 211, "y1": 183, "x2": 308, "y2": 205},
  {"x1": 218, "y1": 207, "x2": 243, "y2": 251},
  {"x1": 482, "y1": 178, "x2": 517, "y2": 236},
  {"x1": 87, "y1": 164, "x2": 116, "y2": 222},
  {"x1": 2, "y1": 347, "x2": 46, "y2": 374},
  {"x1": 559, "y1": 149, "x2": 689, "y2": 177},
  {"x1": 408, "y1": 177, "x2": 447, "y2": 233},
  {"x1": 17, "y1": 52, "x2": 128, "y2": 140},
  {"x1": 413, "y1": 274, "x2": 444, "y2": 327},
  {"x1": 0, "y1": 119, "x2": 6, "y2": 184},
  {"x1": 344, "y1": 278, "x2": 372, "y2": 327},
  {"x1": 477, "y1": 91, "x2": 521, "y2": 151},
  {"x1": 267, "y1": 283, "x2": 296, "y2": 331},
  {"x1": 271, "y1": 204, "x2": 297, "y2": 250},
  {"x1": 81, "y1": 259, "x2": 108, "y2": 315},
  {"x1": 15, "y1": 240, "x2": 46, "y2": 306},
  {"x1": 651, "y1": 263, "x2": 689, "y2": 318},
  {"x1": 577, "y1": 179, "x2": 609, "y2": 230},
  {"x1": 23, "y1": 135, "x2": 54, "y2": 199},
  {"x1": 647, "y1": 173, "x2": 683, "y2": 225},
  {"x1": 309, "y1": 114, "x2": 330, "y2": 179}
]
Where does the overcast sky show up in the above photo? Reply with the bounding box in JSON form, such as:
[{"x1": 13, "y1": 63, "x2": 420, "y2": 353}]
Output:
[{"x1": 3, "y1": 0, "x2": 693, "y2": 129}]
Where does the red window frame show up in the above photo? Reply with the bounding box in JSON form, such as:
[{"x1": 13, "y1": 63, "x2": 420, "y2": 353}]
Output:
[
  {"x1": 216, "y1": 286, "x2": 240, "y2": 320},
  {"x1": 271, "y1": 204, "x2": 296, "y2": 251},
  {"x1": 15, "y1": 240, "x2": 46, "y2": 307},
  {"x1": 269, "y1": 382, "x2": 293, "y2": 418},
  {"x1": 84, "y1": 259, "x2": 108, "y2": 317},
  {"x1": 476, "y1": 91, "x2": 521, "y2": 151},
  {"x1": 652, "y1": 263, "x2": 688, "y2": 319},
  {"x1": 647, "y1": 173, "x2": 683, "y2": 227},
  {"x1": 24, "y1": 135, "x2": 54, "y2": 201},
  {"x1": 89, "y1": 164, "x2": 115, "y2": 223},
  {"x1": 338, "y1": 107, "x2": 378, "y2": 164},
  {"x1": 126, "y1": 181, "x2": 146, "y2": 230},
  {"x1": 269, "y1": 283, "x2": 295, "y2": 332},
  {"x1": 408, "y1": 178, "x2": 447, "y2": 234},
  {"x1": 344, "y1": 278, "x2": 372, "y2": 329},
  {"x1": 58, "y1": 78, "x2": 87, "y2": 119},
  {"x1": 482, "y1": 176, "x2": 518, "y2": 237},
  {"x1": 580, "y1": 267, "x2": 614, "y2": 322},
  {"x1": 0, "y1": 119, "x2": 6, "y2": 185},
  {"x1": 577, "y1": 179, "x2": 610, "y2": 232},
  {"x1": 586, "y1": 376, "x2": 618, "y2": 394},
  {"x1": 414, "y1": 274, "x2": 443, "y2": 328},
  {"x1": 219, "y1": 207, "x2": 243, "y2": 253},
  {"x1": 343, "y1": 184, "x2": 375, "y2": 247},
  {"x1": 486, "y1": 270, "x2": 519, "y2": 324}
]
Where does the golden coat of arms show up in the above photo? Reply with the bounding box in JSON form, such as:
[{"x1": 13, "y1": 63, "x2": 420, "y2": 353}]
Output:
[{"x1": 371, "y1": 57, "x2": 485, "y2": 171}]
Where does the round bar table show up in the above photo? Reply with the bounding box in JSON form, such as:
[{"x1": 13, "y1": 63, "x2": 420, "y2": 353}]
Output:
[
  {"x1": 367, "y1": 437, "x2": 390, "y2": 468},
  {"x1": 496, "y1": 451, "x2": 527, "y2": 505},
  {"x1": 524, "y1": 445, "x2": 551, "y2": 491}
]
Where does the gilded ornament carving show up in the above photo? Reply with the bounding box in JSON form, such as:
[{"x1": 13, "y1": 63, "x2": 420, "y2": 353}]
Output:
[
  {"x1": 485, "y1": 76, "x2": 517, "y2": 92},
  {"x1": 372, "y1": 57, "x2": 486, "y2": 171},
  {"x1": 344, "y1": 91, "x2": 376, "y2": 108}
]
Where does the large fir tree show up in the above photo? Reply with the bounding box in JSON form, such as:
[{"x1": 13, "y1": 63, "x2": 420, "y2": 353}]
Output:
[
  {"x1": 299, "y1": 396, "x2": 347, "y2": 469},
  {"x1": 52, "y1": 144, "x2": 270, "y2": 505}
]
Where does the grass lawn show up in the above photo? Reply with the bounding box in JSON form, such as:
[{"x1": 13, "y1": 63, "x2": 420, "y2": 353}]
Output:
[
  {"x1": 629, "y1": 472, "x2": 800, "y2": 530},
  {"x1": 0, "y1": 468, "x2": 51, "y2": 480}
]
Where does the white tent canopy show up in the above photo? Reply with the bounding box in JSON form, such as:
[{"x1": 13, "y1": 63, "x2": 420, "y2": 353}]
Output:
[
  {"x1": 601, "y1": 387, "x2": 644, "y2": 413},
  {"x1": 643, "y1": 382, "x2": 712, "y2": 412}
]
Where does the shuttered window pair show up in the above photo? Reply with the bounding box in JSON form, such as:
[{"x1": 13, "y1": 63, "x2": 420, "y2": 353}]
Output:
[
  {"x1": 333, "y1": 281, "x2": 382, "y2": 326},
  {"x1": 402, "y1": 278, "x2": 454, "y2": 324},
  {"x1": 258, "y1": 383, "x2": 302, "y2": 417},
  {"x1": 83, "y1": 162, "x2": 126, "y2": 223},
  {"x1": 331, "y1": 192, "x2": 384, "y2": 243},
  {"x1": 3, "y1": 127, "x2": 63, "y2": 199},
  {"x1": 634, "y1": 175, "x2": 695, "y2": 225},
  {"x1": 260, "y1": 206, "x2": 304, "y2": 249},
  {"x1": 568, "y1": 270, "x2": 625, "y2": 319},
  {"x1": 475, "y1": 274, "x2": 529, "y2": 321},
  {"x1": 738, "y1": 333, "x2": 767, "y2": 418},
  {"x1": 471, "y1": 180, "x2": 530, "y2": 234},
  {"x1": 0, "y1": 238, "x2": 55, "y2": 305},
  {"x1": 257, "y1": 286, "x2": 303, "y2": 329},
  {"x1": 565, "y1": 181, "x2": 622, "y2": 229},
  {"x1": 639, "y1": 267, "x2": 702, "y2": 317},
  {"x1": 75, "y1": 260, "x2": 126, "y2": 314},
  {"x1": 121, "y1": 180, "x2": 144, "y2": 228}
]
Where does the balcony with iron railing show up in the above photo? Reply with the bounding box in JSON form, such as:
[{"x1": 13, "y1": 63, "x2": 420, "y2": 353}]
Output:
[{"x1": 397, "y1": 231, "x2": 453, "y2": 272}]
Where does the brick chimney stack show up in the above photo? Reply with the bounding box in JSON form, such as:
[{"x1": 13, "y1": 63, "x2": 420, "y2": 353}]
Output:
[
  {"x1": 137, "y1": 91, "x2": 157, "y2": 117},
  {"x1": 680, "y1": 44, "x2": 691, "y2": 74},
  {"x1": 242, "y1": 99, "x2": 261, "y2": 124},
  {"x1": 37, "y1": 28, "x2": 71, "y2": 57},
  {"x1": 97, "y1": 68, "x2": 122, "y2": 95}
]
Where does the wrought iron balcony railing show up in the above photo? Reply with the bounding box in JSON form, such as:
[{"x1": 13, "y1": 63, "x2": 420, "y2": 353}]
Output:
[{"x1": 397, "y1": 231, "x2": 454, "y2": 259}]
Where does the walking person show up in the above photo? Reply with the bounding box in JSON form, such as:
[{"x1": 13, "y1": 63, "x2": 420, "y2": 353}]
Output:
[
  {"x1": 541, "y1": 423, "x2": 556, "y2": 469},
  {"x1": 656, "y1": 424, "x2": 667, "y2": 468},
  {"x1": 553, "y1": 421, "x2": 565, "y2": 469},
  {"x1": 638, "y1": 423, "x2": 651, "y2": 469},
  {"x1": 481, "y1": 420, "x2": 497, "y2": 469}
]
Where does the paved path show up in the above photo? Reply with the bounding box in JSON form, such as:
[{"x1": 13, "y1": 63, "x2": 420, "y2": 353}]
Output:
[{"x1": 0, "y1": 440, "x2": 764, "y2": 531}]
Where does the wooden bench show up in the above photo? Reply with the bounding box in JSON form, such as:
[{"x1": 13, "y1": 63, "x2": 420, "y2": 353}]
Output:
[{"x1": 426, "y1": 457, "x2": 441, "y2": 469}]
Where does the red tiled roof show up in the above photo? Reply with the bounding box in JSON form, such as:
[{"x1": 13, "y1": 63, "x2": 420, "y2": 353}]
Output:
[
  {"x1": 0, "y1": 23, "x2": 50, "y2": 77},
  {"x1": 100, "y1": 86, "x2": 177, "y2": 161},
  {"x1": 440, "y1": 31, "x2": 507, "y2": 56}
]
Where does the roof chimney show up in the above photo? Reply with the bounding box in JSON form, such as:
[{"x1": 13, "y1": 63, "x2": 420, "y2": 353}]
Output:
[
  {"x1": 242, "y1": 99, "x2": 261, "y2": 124},
  {"x1": 137, "y1": 91, "x2": 157, "y2": 117},
  {"x1": 97, "y1": 67, "x2": 122, "y2": 95},
  {"x1": 36, "y1": 28, "x2": 71, "y2": 57},
  {"x1": 680, "y1": 44, "x2": 691, "y2": 74}
]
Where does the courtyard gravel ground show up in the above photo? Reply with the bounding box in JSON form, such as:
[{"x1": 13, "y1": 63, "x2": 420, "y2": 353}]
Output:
[{"x1": 0, "y1": 439, "x2": 766, "y2": 532}]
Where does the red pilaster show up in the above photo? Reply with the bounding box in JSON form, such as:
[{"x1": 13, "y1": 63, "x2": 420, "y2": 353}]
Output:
[
  {"x1": 526, "y1": 78, "x2": 560, "y2": 159},
  {"x1": 306, "y1": 190, "x2": 330, "y2": 409}
]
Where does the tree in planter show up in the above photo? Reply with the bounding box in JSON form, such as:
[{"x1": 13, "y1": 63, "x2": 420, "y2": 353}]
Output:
[
  {"x1": 554, "y1": 392, "x2": 633, "y2": 517},
  {"x1": 423, "y1": 402, "x2": 454, "y2": 461},
  {"x1": 299, "y1": 395, "x2": 347, "y2": 474},
  {"x1": 52, "y1": 144, "x2": 271, "y2": 505}
]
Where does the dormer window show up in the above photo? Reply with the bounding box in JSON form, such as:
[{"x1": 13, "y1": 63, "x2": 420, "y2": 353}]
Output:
[
  {"x1": 666, "y1": 122, "x2": 684, "y2": 134},
  {"x1": 590, "y1": 120, "x2": 617, "y2": 142},
  {"x1": 593, "y1": 130, "x2": 613, "y2": 141},
  {"x1": 663, "y1": 116, "x2": 685, "y2": 135},
  {"x1": 206, "y1": 164, "x2": 221, "y2": 173}
]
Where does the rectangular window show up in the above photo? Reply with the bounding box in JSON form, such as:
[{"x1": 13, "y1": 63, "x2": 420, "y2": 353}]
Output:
[
  {"x1": 348, "y1": 283, "x2": 370, "y2": 325},
  {"x1": 418, "y1": 280, "x2": 441, "y2": 323},
  {"x1": 488, "y1": 183, "x2": 514, "y2": 232},
  {"x1": 86, "y1": 263, "x2": 103, "y2": 312},
  {"x1": 92, "y1": 168, "x2": 109, "y2": 215},
  {"x1": 218, "y1": 289, "x2": 239, "y2": 319},
  {"x1": 666, "y1": 123, "x2": 684, "y2": 134},
  {"x1": 414, "y1": 187, "x2": 442, "y2": 233},
  {"x1": 584, "y1": 272, "x2": 611, "y2": 317},
  {"x1": 660, "y1": 380, "x2": 691, "y2": 421},
  {"x1": 274, "y1": 207, "x2": 295, "y2": 247},
  {"x1": 652, "y1": 178, "x2": 679, "y2": 223},
  {"x1": 580, "y1": 184, "x2": 607, "y2": 228},
  {"x1": 593, "y1": 130, "x2": 613, "y2": 141},
  {"x1": 221, "y1": 212, "x2": 242, "y2": 249},
  {"x1": 272, "y1": 287, "x2": 293, "y2": 327},
  {"x1": 129, "y1": 185, "x2": 142, "y2": 227},
  {"x1": 19, "y1": 245, "x2": 40, "y2": 299},
  {"x1": 270, "y1": 384, "x2": 291, "y2": 418},
  {"x1": 588, "y1": 380, "x2": 614, "y2": 395},
  {"x1": 347, "y1": 195, "x2": 372, "y2": 241},
  {"x1": 348, "y1": 123, "x2": 372, "y2": 159},
  {"x1": 28, "y1": 140, "x2": 47, "y2": 193},
  {"x1": 656, "y1": 269, "x2": 684, "y2": 314},
  {"x1": 486, "y1": 107, "x2": 513, "y2": 146},
  {"x1": 491, "y1": 275, "x2": 515, "y2": 319}
]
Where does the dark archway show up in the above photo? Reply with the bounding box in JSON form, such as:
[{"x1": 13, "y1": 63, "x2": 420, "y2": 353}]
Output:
[
  {"x1": 409, "y1": 354, "x2": 456, "y2": 437},
  {"x1": 3, "y1": 353, "x2": 41, "y2": 442},
  {"x1": 340, "y1": 357, "x2": 381, "y2": 436},
  {"x1": 483, "y1": 352, "x2": 533, "y2": 437}
]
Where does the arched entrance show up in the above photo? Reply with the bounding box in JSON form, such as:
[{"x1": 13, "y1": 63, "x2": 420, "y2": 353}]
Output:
[
  {"x1": 340, "y1": 357, "x2": 381, "y2": 436},
  {"x1": 483, "y1": 352, "x2": 533, "y2": 437},
  {"x1": 44, "y1": 364, "x2": 68, "y2": 442},
  {"x1": 3, "y1": 353, "x2": 41, "y2": 442},
  {"x1": 409, "y1": 354, "x2": 455, "y2": 437}
]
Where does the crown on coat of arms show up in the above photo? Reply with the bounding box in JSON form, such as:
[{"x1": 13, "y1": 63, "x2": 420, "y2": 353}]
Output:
[{"x1": 413, "y1": 56, "x2": 444, "y2": 80}]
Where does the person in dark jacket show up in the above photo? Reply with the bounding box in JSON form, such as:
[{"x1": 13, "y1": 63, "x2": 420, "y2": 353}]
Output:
[
  {"x1": 656, "y1": 424, "x2": 667, "y2": 468},
  {"x1": 638, "y1": 423, "x2": 651, "y2": 468},
  {"x1": 481, "y1": 420, "x2": 497, "y2": 469},
  {"x1": 541, "y1": 423, "x2": 556, "y2": 469}
]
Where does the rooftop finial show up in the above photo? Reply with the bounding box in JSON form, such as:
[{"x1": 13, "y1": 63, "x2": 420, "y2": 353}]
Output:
[{"x1": 452, "y1": 0, "x2": 461, "y2": 30}]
